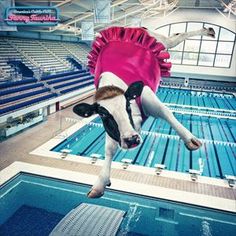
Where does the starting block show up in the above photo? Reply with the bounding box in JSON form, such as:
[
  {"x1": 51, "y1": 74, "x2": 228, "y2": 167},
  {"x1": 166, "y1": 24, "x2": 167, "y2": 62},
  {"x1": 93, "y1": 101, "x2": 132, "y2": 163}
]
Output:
[
  {"x1": 90, "y1": 153, "x2": 102, "y2": 164},
  {"x1": 189, "y1": 169, "x2": 201, "y2": 181},
  {"x1": 121, "y1": 159, "x2": 132, "y2": 169},
  {"x1": 60, "y1": 149, "x2": 71, "y2": 159},
  {"x1": 225, "y1": 175, "x2": 236, "y2": 188},
  {"x1": 154, "y1": 164, "x2": 166, "y2": 175}
]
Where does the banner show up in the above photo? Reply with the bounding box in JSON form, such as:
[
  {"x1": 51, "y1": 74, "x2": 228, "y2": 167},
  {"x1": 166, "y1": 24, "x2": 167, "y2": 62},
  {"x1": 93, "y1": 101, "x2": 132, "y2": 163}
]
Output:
[
  {"x1": 5, "y1": 6, "x2": 59, "y2": 26},
  {"x1": 94, "y1": 0, "x2": 110, "y2": 24},
  {"x1": 0, "y1": 0, "x2": 17, "y2": 31},
  {"x1": 81, "y1": 21, "x2": 94, "y2": 41}
]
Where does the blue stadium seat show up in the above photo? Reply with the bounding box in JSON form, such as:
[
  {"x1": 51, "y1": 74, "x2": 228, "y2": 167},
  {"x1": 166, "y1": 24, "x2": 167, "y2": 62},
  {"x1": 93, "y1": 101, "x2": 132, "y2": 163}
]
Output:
[
  {"x1": 0, "y1": 78, "x2": 37, "y2": 89},
  {"x1": 0, "y1": 93, "x2": 57, "y2": 115},
  {"x1": 0, "y1": 88, "x2": 51, "y2": 105}
]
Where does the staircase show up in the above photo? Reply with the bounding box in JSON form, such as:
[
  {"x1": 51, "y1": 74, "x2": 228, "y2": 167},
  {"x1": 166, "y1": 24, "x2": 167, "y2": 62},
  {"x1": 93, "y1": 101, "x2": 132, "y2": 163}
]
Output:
[
  {"x1": 7, "y1": 60, "x2": 34, "y2": 77},
  {"x1": 66, "y1": 57, "x2": 83, "y2": 70}
]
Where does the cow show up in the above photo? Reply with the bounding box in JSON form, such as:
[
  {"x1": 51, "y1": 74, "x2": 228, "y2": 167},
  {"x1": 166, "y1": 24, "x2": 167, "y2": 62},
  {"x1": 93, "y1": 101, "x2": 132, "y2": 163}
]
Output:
[{"x1": 73, "y1": 26, "x2": 215, "y2": 198}]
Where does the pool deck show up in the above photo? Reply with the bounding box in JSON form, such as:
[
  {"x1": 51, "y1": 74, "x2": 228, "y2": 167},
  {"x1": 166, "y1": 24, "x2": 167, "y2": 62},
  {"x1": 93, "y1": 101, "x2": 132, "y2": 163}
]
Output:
[{"x1": 0, "y1": 96, "x2": 236, "y2": 213}]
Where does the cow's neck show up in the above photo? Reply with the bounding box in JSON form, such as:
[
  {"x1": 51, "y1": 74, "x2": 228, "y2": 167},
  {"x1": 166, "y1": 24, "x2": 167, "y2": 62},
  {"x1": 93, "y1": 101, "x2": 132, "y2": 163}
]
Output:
[{"x1": 98, "y1": 72, "x2": 143, "y2": 132}]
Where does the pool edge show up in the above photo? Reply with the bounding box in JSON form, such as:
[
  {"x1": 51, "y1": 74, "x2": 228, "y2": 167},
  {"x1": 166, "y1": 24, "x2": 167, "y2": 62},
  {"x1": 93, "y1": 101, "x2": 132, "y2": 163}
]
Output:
[{"x1": 1, "y1": 161, "x2": 235, "y2": 213}]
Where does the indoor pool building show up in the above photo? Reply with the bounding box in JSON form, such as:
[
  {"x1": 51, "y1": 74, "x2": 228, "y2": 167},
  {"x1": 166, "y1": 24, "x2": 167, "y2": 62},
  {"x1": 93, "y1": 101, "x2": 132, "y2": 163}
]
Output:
[{"x1": 0, "y1": 1, "x2": 236, "y2": 236}]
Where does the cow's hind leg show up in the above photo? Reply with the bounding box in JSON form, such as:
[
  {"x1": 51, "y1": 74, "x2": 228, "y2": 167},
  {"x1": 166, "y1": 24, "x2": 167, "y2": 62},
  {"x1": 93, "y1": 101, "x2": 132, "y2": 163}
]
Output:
[
  {"x1": 87, "y1": 135, "x2": 118, "y2": 198},
  {"x1": 141, "y1": 87, "x2": 202, "y2": 150}
]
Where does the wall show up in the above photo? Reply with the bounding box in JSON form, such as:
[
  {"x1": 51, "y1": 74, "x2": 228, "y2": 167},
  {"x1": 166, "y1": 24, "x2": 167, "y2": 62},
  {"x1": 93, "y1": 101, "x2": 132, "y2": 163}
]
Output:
[
  {"x1": 49, "y1": 104, "x2": 56, "y2": 114},
  {"x1": 143, "y1": 9, "x2": 236, "y2": 79}
]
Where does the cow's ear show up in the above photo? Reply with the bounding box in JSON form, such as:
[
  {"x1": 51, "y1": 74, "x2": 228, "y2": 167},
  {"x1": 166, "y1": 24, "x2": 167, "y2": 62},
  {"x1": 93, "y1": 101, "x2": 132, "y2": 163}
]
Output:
[
  {"x1": 73, "y1": 103, "x2": 98, "y2": 117},
  {"x1": 125, "y1": 81, "x2": 144, "y2": 100}
]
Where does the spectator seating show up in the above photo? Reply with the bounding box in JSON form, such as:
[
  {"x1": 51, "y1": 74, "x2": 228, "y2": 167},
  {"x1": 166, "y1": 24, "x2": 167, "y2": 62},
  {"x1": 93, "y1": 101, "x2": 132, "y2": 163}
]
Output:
[
  {"x1": 0, "y1": 69, "x2": 94, "y2": 115},
  {"x1": 0, "y1": 37, "x2": 90, "y2": 78}
]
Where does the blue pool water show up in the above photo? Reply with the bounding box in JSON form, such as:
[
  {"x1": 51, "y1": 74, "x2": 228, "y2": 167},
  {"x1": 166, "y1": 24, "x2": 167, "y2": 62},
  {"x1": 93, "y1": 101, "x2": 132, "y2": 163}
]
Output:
[
  {"x1": 0, "y1": 173, "x2": 236, "y2": 236},
  {"x1": 53, "y1": 87, "x2": 236, "y2": 179}
]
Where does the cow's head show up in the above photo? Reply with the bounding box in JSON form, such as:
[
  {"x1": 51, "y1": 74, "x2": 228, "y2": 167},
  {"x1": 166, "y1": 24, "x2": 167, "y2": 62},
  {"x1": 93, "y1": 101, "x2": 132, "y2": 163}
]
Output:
[{"x1": 73, "y1": 81, "x2": 144, "y2": 149}]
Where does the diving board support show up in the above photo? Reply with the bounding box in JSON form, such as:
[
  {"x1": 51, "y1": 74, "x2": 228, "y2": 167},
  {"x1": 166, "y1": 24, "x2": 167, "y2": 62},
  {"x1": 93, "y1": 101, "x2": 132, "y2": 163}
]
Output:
[
  {"x1": 50, "y1": 203, "x2": 126, "y2": 236},
  {"x1": 225, "y1": 175, "x2": 236, "y2": 188},
  {"x1": 154, "y1": 164, "x2": 166, "y2": 175}
]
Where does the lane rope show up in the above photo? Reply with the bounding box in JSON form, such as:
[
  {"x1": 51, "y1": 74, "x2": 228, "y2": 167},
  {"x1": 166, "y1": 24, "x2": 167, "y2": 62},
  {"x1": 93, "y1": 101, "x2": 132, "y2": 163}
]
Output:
[{"x1": 88, "y1": 122, "x2": 236, "y2": 147}]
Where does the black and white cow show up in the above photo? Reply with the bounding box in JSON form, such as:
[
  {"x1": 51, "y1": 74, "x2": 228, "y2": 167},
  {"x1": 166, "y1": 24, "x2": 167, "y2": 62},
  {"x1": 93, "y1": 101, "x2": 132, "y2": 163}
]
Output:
[{"x1": 73, "y1": 27, "x2": 215, "y2": 198}]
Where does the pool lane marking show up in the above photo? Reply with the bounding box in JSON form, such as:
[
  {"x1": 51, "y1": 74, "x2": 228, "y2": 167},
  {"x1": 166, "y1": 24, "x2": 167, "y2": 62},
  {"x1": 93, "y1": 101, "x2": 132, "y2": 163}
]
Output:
[
  {"x1": 0, "y1": 182, "x2": 21, "y2": 199},
  {"x1": 2, "y1": 179, "x2": 155, "y2": 210},
  {"x1": 163, "y1": 103, "x2": 236, "y2": 114},
  {"x1": 223, "y1": 119, "x2": 236, "y2": 143},
  {"x1": 199, "y1": 108, "x2": 211, "y2": 177},
  {"x1": 179, "y1": 212, "x2": 236, "y2": 226},
  {"x1": 134, "y1": 117, "x2": 156, "y2": 165},
  {"x1": 175, "y1": 114, "x2": 184, "y2": 172},
  {"x1": 88, "y1": 122, "x2": 236, "y2": 148},
  {"x1": 218, "y1": 119, "x2": 236, "y2": 174},
  {"x1": 169, "y1": 109, "x2": 236, "y2": 120},
  {"x1": 145, "y1": 118, "x2": 166, "y2": 167},
  {"x1": 208, "y1": 119, "x2": 223, "y2": 179},
  {"x1": 144, "y1": 119, "x2": 163, "y2": 167}
]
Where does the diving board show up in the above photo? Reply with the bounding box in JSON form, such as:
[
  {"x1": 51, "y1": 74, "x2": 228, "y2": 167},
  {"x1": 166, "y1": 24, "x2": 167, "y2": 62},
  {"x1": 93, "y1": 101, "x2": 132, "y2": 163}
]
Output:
[{"x1": 50, "y1": 203, "x2": 126, "y2": 236}]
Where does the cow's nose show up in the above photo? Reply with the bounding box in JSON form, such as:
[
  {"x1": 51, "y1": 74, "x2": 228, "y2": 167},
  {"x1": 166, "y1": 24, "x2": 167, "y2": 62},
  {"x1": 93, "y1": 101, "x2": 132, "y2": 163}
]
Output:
[{"x1": 124, "y1": 135, "x2": 141, "y2": 148}]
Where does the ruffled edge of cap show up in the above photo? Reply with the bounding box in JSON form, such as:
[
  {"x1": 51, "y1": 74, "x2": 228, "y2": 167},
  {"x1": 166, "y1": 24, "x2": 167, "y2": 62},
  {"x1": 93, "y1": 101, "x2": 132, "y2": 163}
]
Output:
[{"x1": 87, "y1": 27, "x2": 171, "y2": 78}]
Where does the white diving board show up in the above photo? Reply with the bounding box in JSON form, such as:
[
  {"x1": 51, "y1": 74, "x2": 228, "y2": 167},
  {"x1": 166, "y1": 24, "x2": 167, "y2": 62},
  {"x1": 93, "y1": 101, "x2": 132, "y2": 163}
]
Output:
[{"x1": 50, "y1": 203, "x2": 126, "y2": 236}]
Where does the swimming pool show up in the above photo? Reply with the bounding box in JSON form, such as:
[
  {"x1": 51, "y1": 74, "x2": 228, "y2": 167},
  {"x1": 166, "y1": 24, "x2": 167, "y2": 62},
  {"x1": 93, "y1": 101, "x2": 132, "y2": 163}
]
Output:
[
  {"x1": 52, "y1": 87, "x2": 236, "y2": 179},
  {"x1": 1, "y1": 173, "x2": 235, "y2": 236}
]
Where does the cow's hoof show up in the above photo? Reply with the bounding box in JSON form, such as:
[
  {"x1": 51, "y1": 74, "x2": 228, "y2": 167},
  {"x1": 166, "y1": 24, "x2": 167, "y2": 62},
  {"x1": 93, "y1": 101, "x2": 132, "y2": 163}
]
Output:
[
  {"x1": 185, "y1": 138, "x2": 202, "y2": 151},
  {"x1": 87, "y1": 189, "x2": 104, "y2": 198},
  {"x1": 207, "y1": 27, "x2": 215, "y2": 38}
]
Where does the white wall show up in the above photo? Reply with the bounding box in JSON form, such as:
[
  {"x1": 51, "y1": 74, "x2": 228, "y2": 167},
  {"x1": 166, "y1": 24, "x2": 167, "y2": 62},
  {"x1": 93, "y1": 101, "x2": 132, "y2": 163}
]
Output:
[
  {"x1": 143, "y1": 9, "x2": 236, "y2": 79},
  {"x1": 49, "y1": 104, "x2": 56, "y2": 114}
]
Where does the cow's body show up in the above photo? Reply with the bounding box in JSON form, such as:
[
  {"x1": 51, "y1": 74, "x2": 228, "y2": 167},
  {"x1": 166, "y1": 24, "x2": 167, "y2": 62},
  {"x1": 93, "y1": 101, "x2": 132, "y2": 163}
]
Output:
[{"x1": 73, "y1": 26, "x2": 213, "y2": 198}]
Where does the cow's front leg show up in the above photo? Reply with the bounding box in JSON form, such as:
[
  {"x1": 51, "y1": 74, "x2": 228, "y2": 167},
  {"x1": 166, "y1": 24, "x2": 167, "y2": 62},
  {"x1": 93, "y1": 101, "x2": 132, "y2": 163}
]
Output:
[
  {"x1": 141, "y1": 86, "x2": 202, "y2": 150},
  {"x1": 87, "y1": 134, "x2": 118, "y2": 198}
]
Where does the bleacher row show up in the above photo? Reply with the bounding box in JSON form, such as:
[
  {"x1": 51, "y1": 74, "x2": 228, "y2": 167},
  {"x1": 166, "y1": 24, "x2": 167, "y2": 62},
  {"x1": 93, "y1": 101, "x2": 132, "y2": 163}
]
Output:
[
  {"x1": 0, "y1": 36, "x2": 90, "y2": 80},
  {"x1": 0, "y1": 69, "x2": 94, "y2": 115}
]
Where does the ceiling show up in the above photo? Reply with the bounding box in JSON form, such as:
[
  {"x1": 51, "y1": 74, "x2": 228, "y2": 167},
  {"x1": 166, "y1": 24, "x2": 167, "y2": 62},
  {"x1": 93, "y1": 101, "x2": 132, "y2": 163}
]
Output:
[{"x1": 14, "y1": 0, "x2": 235, "y2": 37}]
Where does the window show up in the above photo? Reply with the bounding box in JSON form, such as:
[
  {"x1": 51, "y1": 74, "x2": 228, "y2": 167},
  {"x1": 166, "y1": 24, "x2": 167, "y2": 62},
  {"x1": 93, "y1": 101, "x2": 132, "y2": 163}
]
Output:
[
  {"x1": 170, "y1": 51, "x2": 182, "y2": 64},
  {"x1": 171, "y1": 42, "x2": 184, "y2": 51},
  {"x1": 217, "y1": 42, "x2": 234, "y2": 54},
  {"x1": 219, "y1": 28, "x2": 235, "y2": 41},
  {"x1": 198, "y1": 54, "x2": 214, "y2": 66},
  {"x1": 185, "y1": 40, "x2": 200, "y2": 52},
  {"x1": 215, "y1": 55, "x2": 231, "y2": 67},
  {"x1": 170, "y1": 23, "x2": 186, "y2": 35},
  {"x1": 183, "y1": 52, "x2": 198, "y2": 65},
  {"x1": 187, "y1": 22, "x2": 203, "y2": 39},
  {"x1": 156, "y1": 22, "x2": 235, "y2": 68},
  {"x1": 156, "y1": 25, "x2": 169, "y2": 37},
  {"x1": 200, "y1": 41, "x2": 217, "y2": 53}
]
